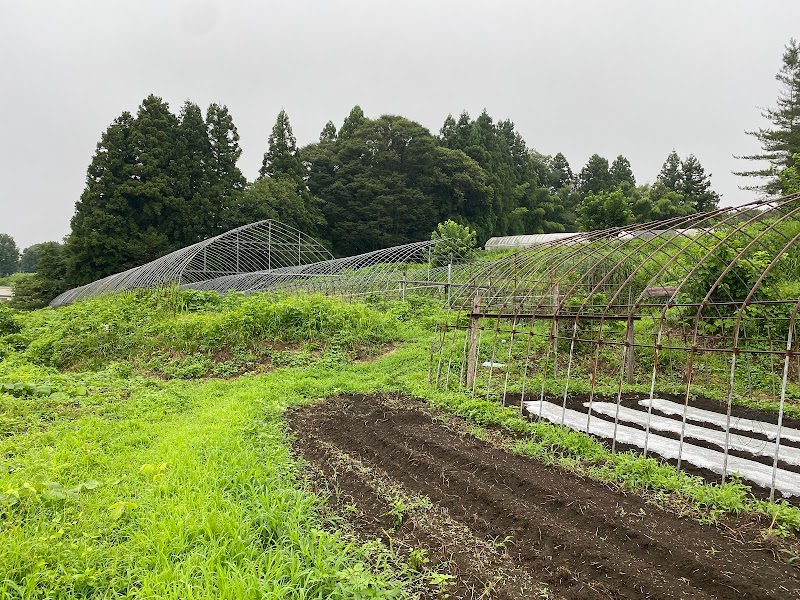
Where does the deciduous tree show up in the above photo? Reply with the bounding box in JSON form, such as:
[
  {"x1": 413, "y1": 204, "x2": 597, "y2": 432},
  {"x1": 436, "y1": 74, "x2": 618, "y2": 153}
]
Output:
[
  {"x1": 576, "y1": 189, "x2": 633, "y2": 231},
  {"x1": 0, "y1": 234, "x2": 19, "y2": 276}
]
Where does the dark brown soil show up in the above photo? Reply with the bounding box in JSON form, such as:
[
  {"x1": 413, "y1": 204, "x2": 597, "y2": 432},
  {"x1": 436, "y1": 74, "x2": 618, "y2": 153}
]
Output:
[{"x1": 289, "y1": 394, "x2": 800, "y2": 600}]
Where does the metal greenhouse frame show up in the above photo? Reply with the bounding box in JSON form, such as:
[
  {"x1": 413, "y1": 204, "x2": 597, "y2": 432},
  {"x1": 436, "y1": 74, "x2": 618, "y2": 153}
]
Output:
[
  {"x1": 50, "y1": 220, "x2": 334, "y2": 307},
  {"x1": 430, "y1": 194, "x2": 800, "y2": 500},
  {"x1": 184, "y1": 239, "x2": 475, "y2": 300},
  {"x1": 51, "y1": 220, "x2": 476, "y2": 307}
]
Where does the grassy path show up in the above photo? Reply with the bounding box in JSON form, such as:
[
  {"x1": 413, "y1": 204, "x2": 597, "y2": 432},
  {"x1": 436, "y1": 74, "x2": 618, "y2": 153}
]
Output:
[{"x1": 0, "y1": 373, "x2": 405, "y2": 599}]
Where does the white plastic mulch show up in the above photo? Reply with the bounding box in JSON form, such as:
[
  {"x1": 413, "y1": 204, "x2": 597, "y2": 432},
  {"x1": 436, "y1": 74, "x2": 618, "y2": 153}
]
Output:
[
  {"x1": 585, "y1": 401, "x2": 800, "y2": 466},
  {"x1": 522, "y1": 400, "x2": 800, "y2": 497},
  {"x1": 638, "y1": 398, "x2": 800, "y2": 444}
]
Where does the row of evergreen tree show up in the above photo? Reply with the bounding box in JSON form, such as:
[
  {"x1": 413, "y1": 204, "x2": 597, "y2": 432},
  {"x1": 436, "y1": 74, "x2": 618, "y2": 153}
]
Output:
[{"x1": 63, "y1": 95, "x2": 724, "y2": 285}]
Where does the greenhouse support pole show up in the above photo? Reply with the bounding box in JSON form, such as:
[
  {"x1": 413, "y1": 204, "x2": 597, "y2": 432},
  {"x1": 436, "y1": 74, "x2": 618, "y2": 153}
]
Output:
[
  {"x1": 447, "y1": 263, "x2": 452, "y2": 302},
  {"x1": 466, "y1": 293, "x2": 481, "y2": 389},
  {"x1": 552, "y1": 283, "x2": 559, "y2": 378},
  {"x1": 771, "y1": 326, "x2": 794, "y2": 501},
  {"x1": 626, "y1": 321, "x2": 635, "y2": 384}
]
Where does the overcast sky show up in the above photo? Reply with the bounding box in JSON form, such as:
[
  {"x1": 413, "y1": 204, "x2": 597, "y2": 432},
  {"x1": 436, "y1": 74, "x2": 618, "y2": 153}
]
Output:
[{"x1": 0, "y1": 0, "x2": 797, "y2": 250}]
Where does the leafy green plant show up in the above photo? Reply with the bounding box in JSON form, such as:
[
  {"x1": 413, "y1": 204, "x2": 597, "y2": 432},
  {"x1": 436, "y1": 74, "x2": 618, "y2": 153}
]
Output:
[
  {"x1": 385, "y1": 498, "x2": 408, "y2": 527},
  {"x1": 406, "y1": 547, "x2": 429, "y2": 570}
]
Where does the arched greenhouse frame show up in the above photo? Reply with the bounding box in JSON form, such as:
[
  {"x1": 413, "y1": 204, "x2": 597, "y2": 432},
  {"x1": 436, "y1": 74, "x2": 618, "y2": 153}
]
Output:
[{"x1": 430, "y1": 194, "x2": 800, "y2": 501}]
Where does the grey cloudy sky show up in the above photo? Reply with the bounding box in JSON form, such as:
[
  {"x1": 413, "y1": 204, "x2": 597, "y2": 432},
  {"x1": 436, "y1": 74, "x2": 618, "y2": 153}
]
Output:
[{"x1": 0, "y1": 0, "x2": 797, "y2": 250}]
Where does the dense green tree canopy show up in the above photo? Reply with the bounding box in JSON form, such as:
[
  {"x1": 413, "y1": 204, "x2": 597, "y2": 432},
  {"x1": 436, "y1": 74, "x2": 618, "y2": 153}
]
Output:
[
  {"x1": 66, "y1": 96, "x2": 248, "y2": 285},
  {"x1": 631, "y1": 182, "x2": 694, "y2": 223},
  {"x1": 576, "y1": 189, "x2": 633, "y2": 231},
  {"x1": 0, "y1": 234, "x2": 19, "y2": 276},
  {"x1": 439, "y1": 110, "x2": 562, "y2": 238},
  {"x1": 781, "y1": 153, "x2": 800, "y2": 193},
  {"x1": 338, "y1": 105, "x2": 366, "y2": 141},
  {"x1": 610, "y1": 155, "x2": 636, "y2": 190},
  {"x1": 578, "y1": 154, "x2": 613, "y2": 196},
  {"x1": 549, "y1": 152, "x2": 574, "y2": 190},
  {"x1": 221, "y1": 177, "x2": 325, "y2": 237},
  {"x1": 430, "y1": 220, "x2": 477, "y2": 266},
  {"x1": 19, "y1": 244, "x2": 42, "y2": 273},
  {"x1": 319, "y1": 120, "x2": 337, "y2": 143},
  {"x1": 67, "y1": 111, "x2": 137, "y2": 284},
  {"x1": 679, "y1": 154, "x2": 720, "y2": 212},
  {"x1": 308, "y1": 114, "x2": 489, "y2": 255},
  {"x1": 206, "y1": 103, "x2": 246, "y2": 233},
  {"x1": 11, "y1": 242, "x2": 69, "y2": 309},
  {"x1": 62, "y1": 94, "x2": 728, "y2": 285}
]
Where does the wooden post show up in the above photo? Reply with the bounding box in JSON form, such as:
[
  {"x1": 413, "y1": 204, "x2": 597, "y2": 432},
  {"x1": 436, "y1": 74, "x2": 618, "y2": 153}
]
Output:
[{"x1": 466, "y1": 293, "x2": 481, "y2": 388}]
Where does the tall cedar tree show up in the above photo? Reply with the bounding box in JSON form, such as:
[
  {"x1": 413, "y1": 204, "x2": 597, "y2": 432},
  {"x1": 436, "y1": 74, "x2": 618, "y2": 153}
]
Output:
[
  {"x1": 68, "y1": 96, "x2": 247, "y2": 285},
  {"x1": 736, "y1": 39, "x2": 800, "y2": 193},
  {"x1": 319, "y1": 121, "x2": 337, "y2": 143},
  {"x1": 125, "y1": 95, "x2": 186, "y2": 260},
  {"x1": 207, "y1": 103, "x2": 246, "y2": 233},
  {"x1": 259, "y1": 109, "x2": 305, "y2": 182},
  {"x1": 680, "y1": 155, "x2": 720, "y2": 212},
  {"x1": 67, "y1": 112, "x2": 138, "y2": 284},
  {"x1": 175, "y1": 101, "x2": 213, "y2": 243},
  {"x1": 549, "y1": 152, "x2": 574, "y2": 190},
  {"x1": 609, "y1": 155, "x2": 636, "y2": 190},
  {"x1": 657, "y1": 150, "x2": 683, "y2": 192},
  {"x1": 578, "y1": 154, "x2": 613, "y2": 196},
  {"x1": 338, "y1": 105, "x2": 365, "y2": 141}
]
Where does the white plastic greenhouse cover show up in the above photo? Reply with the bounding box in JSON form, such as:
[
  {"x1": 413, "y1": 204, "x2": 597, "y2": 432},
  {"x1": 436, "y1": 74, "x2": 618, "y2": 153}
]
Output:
[{"x1": 484, "y1": 233, "x2": 580, "y2": 250}]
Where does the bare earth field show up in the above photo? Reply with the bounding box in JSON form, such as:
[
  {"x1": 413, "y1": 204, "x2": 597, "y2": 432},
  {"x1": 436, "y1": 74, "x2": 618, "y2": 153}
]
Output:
[{"x1": 289, "y1": 394, "x2": 800, "y2": 600}]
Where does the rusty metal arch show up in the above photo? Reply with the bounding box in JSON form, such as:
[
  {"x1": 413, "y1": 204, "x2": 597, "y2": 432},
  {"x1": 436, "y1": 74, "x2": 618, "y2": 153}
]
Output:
[{"x1": 431, "y1": 194, "x2": 800, "y2": 500}]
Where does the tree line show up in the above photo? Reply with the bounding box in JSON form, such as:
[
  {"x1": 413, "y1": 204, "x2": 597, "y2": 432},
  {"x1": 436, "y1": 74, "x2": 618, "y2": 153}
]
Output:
[
  {"x1": 67, "y1": 101, "x2": 724, "y2": 276},
  {"x1": 3, "y1": 38, "x2": 798, "y2": 307}
]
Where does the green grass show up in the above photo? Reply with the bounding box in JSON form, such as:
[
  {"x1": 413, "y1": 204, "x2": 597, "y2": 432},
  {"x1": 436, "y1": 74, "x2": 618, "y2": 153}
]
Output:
[
  {"x1": 0, "y1": 372, "x2": 409, "y2": 598},
  {"x1": 0, "y1": 292, "x2": 414, "y2": 599},
  {"x1": 3, "y1": 288, "x2": 800, "y2": 599}
]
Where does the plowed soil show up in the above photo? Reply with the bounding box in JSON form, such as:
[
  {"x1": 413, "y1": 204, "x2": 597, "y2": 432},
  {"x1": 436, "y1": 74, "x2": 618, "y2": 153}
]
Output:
[{"x1": 289, "y1": 394, "x2": 800, "y2": 600}]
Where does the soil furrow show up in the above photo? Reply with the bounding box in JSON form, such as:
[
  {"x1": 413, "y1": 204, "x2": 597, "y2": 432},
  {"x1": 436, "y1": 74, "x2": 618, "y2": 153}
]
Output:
[{"x1": 289, "y1": 394, "x2": 800, "y2": 599}]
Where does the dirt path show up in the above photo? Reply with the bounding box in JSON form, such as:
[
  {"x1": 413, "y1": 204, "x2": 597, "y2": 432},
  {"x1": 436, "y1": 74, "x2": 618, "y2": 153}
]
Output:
[{"x1": 288, "y1": 394, "x2": 800, "y2": 600}]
